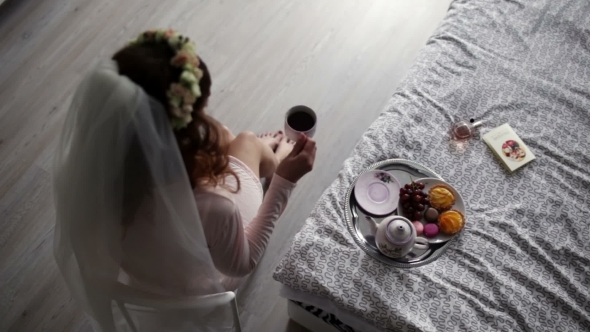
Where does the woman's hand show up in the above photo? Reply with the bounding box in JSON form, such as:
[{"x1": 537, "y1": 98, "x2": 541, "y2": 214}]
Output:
[{"x1": 275, "y1": 134, "x2": 317, "y2": 183}]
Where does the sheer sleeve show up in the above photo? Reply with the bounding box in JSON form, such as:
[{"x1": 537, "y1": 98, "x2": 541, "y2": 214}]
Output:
[{"x1": 198, "y1": 175, "x2": 296, "y2": 277}]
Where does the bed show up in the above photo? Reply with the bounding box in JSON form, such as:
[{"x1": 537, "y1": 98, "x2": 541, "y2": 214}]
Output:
[{"x1": 273, "y1": 0, "x2": 590, "y2": 331}]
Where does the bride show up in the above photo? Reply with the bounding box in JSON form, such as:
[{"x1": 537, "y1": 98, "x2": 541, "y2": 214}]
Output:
[{"x1": 53, "y1": 29, "x2": 316, "y2": 331}]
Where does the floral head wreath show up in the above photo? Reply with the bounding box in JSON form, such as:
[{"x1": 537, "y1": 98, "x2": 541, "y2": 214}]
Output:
[{"x1": 130, "y1": 29, "x2": 203, "y2": 130}]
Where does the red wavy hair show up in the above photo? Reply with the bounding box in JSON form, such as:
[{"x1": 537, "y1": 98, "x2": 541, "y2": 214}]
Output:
[
  {"x1": 113, "y1": 40, "x2": 239, "y2": 228},
  {"x1": 114, "y1": 42, "x2": 239, "y2": 189}
]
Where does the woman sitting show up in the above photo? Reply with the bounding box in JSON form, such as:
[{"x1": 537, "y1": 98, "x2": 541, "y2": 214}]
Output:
[{"x1": 53, "y1": 29, "x2": 316, "y2": 330}]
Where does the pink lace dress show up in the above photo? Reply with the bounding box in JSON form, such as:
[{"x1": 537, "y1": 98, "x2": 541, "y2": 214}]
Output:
[{"x1": 121, "y1": 156, "x2": 296, "y2": 293}]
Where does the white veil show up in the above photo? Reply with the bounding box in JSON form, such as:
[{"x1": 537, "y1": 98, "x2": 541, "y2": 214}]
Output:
[{"x1": 53, "y1": 60, "x2": 231, "y2": 331}]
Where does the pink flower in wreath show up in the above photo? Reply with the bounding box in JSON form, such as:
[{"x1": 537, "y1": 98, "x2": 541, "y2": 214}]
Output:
[
  {"x1": 171, "y1": 54, "x2": 188, "y2": 67},
  {"x1": 165, "y1": 29, "x2": 176, "y2": 38},
  {"x1": 171, "y1": 50, "x2": 192, "y2": 67},
  {"x1": 190, "y1": 55, "x2": 200, "y2": 68},
  {"x1": 171, "y1": 107, "x2": 183, "y2": 118},
  {"x1": 170, "y1": 83, "x2": 186, "y2": 97},
  {"x1": 183, "y1": 92, "x2": 197, "y2": 105},
  {"x1": 181, "y1": 105, "x2": 193, "y2": 115}
]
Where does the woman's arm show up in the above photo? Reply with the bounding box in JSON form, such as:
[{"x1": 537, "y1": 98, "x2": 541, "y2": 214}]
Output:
[
  {"x1": 202, "y1": 134, "x2": 315, "y2": 278},
  {"x1": 202, "y1": 175, "x2": 295, "y2": 277}
]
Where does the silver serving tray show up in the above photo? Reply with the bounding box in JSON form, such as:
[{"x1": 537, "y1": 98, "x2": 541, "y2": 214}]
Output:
[{"x1": 345, "y1": 159, "x2": 455, "y2": 268}]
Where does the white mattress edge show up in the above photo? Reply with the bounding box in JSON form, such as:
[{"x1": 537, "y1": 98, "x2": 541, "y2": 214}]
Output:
[{"x1": 279, "y1": 285, "x2": 381, "y2": 332}]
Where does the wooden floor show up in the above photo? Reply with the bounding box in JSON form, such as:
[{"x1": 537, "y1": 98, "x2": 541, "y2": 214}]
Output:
[{"x1": 0, "y1": 0, "x2": 451, "y2": 331}]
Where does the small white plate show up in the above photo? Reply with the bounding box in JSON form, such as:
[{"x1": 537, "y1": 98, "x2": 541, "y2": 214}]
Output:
[
  {"x1": 397, "y1": 178, "x2": 466, "y2": 244},
  {"x1": 354, "y1": 170, "x2": 401, "y2": 216}
]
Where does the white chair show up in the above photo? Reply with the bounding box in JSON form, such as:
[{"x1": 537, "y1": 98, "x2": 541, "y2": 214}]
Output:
[{"x1": 109, "y1": 282, "x2": 242, "y2": 332}]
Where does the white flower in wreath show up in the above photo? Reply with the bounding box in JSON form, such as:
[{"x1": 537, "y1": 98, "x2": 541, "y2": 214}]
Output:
[
  {"x1": 193, "y1": 68, "x2": 204, "y2": 80},
  {"x1": 181, "y1": 71, "x2": 197, "y2": 85},
  {"x1": 184, "y1": 42, "x2": 196, "y2": 54},
  {"x1": 169, "y1": 95, "x2": 183, "y2": 108},
  {"x1": 190, "y1": 84, "x2": 201, "y2": 98},
  {"x1": 167, "y1": 34, "x2": 180, "y2": 48},
  {"x1": 170, "y1": 117, "x2": 185, "y2": 130},
  {"x1": 183, "y1": 63, "x2": 195, "y2": 72},
  {"x1": 155, "y1": 30, "x2": 166, "y2": 42}
]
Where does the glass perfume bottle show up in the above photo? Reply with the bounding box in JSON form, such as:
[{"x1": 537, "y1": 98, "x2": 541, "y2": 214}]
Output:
[{"x1": 451, "y1": 119, "x2": 482, "y2": 141}]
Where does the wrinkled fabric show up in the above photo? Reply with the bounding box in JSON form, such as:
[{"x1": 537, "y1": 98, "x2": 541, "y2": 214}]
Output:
[{"x1": 274, "y1": 0, "x2": 590, "y2": 331}]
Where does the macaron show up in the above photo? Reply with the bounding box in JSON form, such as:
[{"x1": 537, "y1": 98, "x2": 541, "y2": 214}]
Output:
[
  {"x1": 424, "y1": 208, "x2": 439, "y2": 223},
  {"x1": 412, "y1": 221, "x2": 424, "y2": 236},
  {"x1": 423, "y1": 223, "x2": 439, "y2": 238}
]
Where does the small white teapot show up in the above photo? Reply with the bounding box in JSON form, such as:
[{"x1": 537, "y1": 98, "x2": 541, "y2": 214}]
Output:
[{"x1": 366, "y1": 216, "x2": 429, "y2": 258}]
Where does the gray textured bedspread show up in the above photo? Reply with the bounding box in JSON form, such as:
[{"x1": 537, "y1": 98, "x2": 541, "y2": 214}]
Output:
[{"x1": 273, "y1": 0, "x2": 590, "y2": 331}]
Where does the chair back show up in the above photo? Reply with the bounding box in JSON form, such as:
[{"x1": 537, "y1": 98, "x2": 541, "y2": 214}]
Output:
[{"x1": 109, "y1": 282, "x2": 242, "y2": 332}]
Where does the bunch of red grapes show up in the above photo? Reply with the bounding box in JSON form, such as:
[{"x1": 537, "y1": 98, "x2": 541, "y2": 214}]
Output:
[{"x1": 399, "y1": 181, "x2": 429, "y2": 220}]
